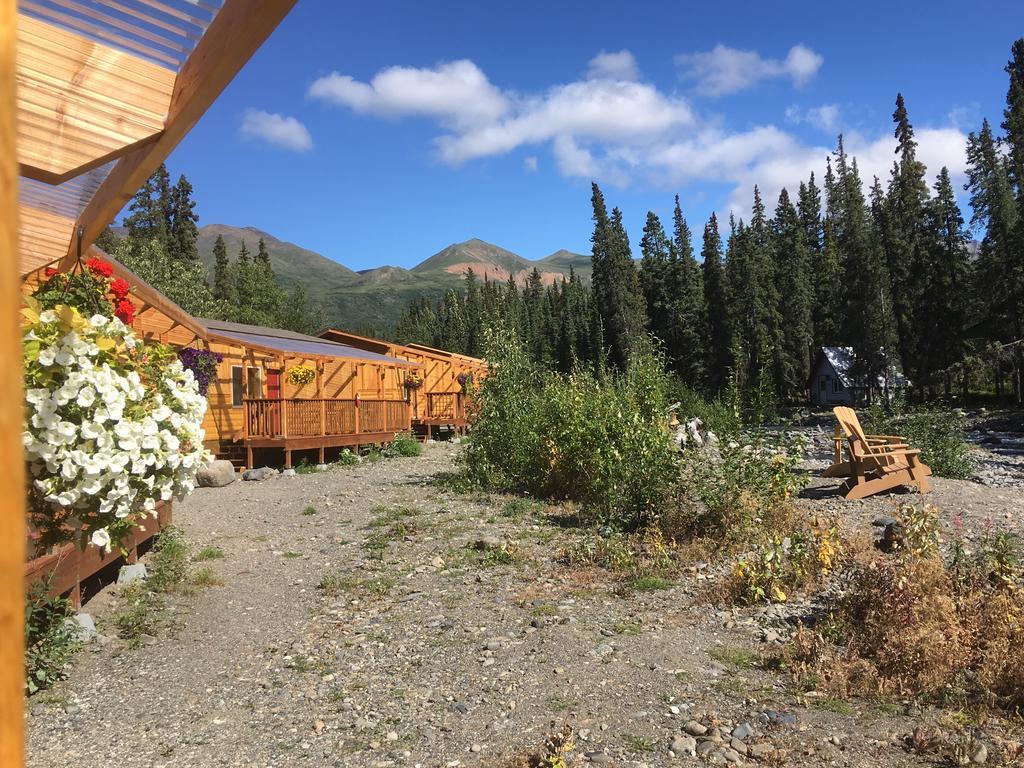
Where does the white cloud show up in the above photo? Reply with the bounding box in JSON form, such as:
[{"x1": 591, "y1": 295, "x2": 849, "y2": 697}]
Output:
[
  {"x1": 675, "y1": 43, "x2": 823, "y2": 96},
  {"x1": 785, "y1": 103, "x2": 841, "y2": 132},
  {"x1": 308, "y1": 60, "x2": 509, "y2": 129},
  {"x1": 240, "y1": 109, "x2": 313, "y2": 152},
  {"x1": 587, "y1": 50, "x2": 640, "y2": 81},
  {"x1": 307, "y1": 51, "x2": 967, "y2": 221}
]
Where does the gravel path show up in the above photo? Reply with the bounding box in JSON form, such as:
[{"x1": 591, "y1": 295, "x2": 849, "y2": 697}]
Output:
[{"x1": 26, "y1": 443, "x2": 1024, "y2": 768}]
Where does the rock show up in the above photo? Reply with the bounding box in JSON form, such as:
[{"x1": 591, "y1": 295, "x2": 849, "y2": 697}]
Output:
[
  {"x1": 596, "y1": 643, "x2": 614, "y2": 657},
  {"x1": 683, "y1": 720, "x2": 708, "y2": 737},
  {"x1": 730, "y1": 737, "x2": 748, "y2": 755},
  {"x1": 695, "y1": 740, "x2": 718, "y2": 758},
  {"x1": 585, "y1": 753, "x2": 612, "y2": 764},
  {"x1": 117, "y1": 563, "x2": 147, "y2": 585},
  {"x1": 484, "y1": 637, "x2": 504, "y2": 651},
  {"x1": 761, "y1": 710, "x2": 797, "y2": 727},
  {"x1": 67, "y1": 612, "x2": 96, "y2": 642},
  {"x1": 196, "y1": 459, "x2": 237, "y2": 487},
  {"x1": 971, "y1": 744, "x2": 988, "y2": 764},
  {"x1": 470, "y1": 535, "x2": 501, "y2": 551},
  {"x1": 732, "y1": 722, "x2": 754, "y2": 741},
  {"x1": 282, "y1": 468, "x2": 296, "y2": 477},
  {"x1": 670, "y1": 735, "x2": 696, "y2": 757},
  {"x1": 242, "y1": 466, "x2": 276, "y2": 481},
  {"x1": 316, "y1": 463, "x2": 329, "y2": 471},
  {"x1": 749, "y1": 742, "x2": 775, "y2": 759},
  {"x1": 719, "y1": 747, "x2": 742, "y2": 763}
]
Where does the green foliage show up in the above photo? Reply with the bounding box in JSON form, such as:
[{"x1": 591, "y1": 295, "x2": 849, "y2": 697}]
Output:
[
  {"x1": 383, "y1": 433, "x2": 423, "y2": 458},
  {"x1": 193, "y1": 545, "x2": 224, "y2": 561},
  {"x1": 115, "y1": 236, "x2": 222, "y2": 317},
  {"x1": 863, "y1": 402, "x2": 974, "y2": 478},
  {"x1": 333, "y1": 449, "x2": 360, "y2": 467},
  {"x1": 114, "y1": 526, "x2": 189, "y2": 647},
  {"x1": 461, "y1": 325, "x2": 679, "y2": 528},
  {"x1": 24, "y1": 586, "x2": 79, "y2": 694}
]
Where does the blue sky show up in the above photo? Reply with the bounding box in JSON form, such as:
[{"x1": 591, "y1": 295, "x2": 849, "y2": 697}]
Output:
[{"x1": 164, "y1": 0, "x2": 1024, "y2": 270}]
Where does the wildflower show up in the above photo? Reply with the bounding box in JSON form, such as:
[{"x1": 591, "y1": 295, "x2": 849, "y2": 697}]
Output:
[
  {"x1": 109, "y1": 278, "x2": 131, "y2": 298},
  {"x1": 84, "y1": 257, "x2": 113, "y2": 278}
]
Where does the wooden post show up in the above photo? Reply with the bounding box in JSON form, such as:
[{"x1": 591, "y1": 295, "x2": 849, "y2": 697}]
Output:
[
  {"x1": 0, "y1": 0, "x2": 26, "y2": 760},
  {"x1": 280, "y1": 397, "x2": 289, "y2": 439},
  {"x1": 354, "y1": 399, "x2": 361, "y2": 435}
]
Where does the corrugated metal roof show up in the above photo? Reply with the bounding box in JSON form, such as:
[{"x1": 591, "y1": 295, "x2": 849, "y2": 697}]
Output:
[{"x1": 200, "y1": 319, "x2": 422, "y2": 366}]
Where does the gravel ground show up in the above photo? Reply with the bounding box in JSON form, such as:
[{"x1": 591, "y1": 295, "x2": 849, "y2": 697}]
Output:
[{"x1": 25, "y1": 441, "x2": 1024, "y2": 768}]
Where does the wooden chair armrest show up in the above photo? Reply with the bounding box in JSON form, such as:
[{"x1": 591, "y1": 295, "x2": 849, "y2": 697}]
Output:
[
  {"x1": 867, "y1": 445, "x2": 919, "y2": 457},
  {"x1": 865, "y1": 434, "x2": 906, "y2": 442}
]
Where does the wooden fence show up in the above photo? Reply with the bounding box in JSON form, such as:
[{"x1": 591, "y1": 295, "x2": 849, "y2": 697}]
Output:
[{"x1": 244, "y1": 398, "x2": 410, "y2": 439}]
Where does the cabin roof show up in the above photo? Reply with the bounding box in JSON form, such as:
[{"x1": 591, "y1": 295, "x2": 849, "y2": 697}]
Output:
[
  {"x1": 318, "y1": 328, "x2": 393, "y2": 354},
  {"x1": 404, "y1": 342, "x2": 486, "y2": 366},
  {"x1": 813, "y1": 346, "x2": 909, "y2": 390},
  {"x1": 200, "y1": 318, "x2": 422, "y2": 366}
]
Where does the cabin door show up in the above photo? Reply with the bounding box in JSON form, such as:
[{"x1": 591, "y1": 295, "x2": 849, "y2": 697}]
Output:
[{"x1": 267, "y1": 369, "x2": 283, "y2": 433}]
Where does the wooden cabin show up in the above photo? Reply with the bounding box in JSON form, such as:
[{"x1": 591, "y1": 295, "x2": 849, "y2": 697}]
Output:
[
  {"x1": 202, "y1": 320, "x2": 424, "y2": 468},
  {"x1": 808, "y1": 346, "x2": 909, "y2": 406},
  {"x1": 318, "y1": 329, "x2": 488, "y2": 438}
]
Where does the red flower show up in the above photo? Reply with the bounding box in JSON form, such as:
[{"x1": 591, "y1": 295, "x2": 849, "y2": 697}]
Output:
[
  {"x1": 44, "y1": 267, "x2": 58, "y2": 277},
  {"x1": 110, "y1": 278, "x2": 131, "y2": 298},
  {"x1": 114, "y1": 298, "x2": 136, "y2": 325},
  {"x1": 85, "y1": 257, "x2": 113, "y2": 278}
]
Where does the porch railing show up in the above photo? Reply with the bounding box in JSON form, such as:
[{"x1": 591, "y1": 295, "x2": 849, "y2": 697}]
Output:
[
  {"x1": 243, "y1": 398, "x2": 411, "y2": 440},
  {"x1": 425, "y1": 391, "x2": 466, "y2": 422}
]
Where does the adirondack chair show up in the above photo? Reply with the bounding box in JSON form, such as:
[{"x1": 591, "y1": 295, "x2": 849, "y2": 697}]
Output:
[
  {"x1": 822, "y1": 417, "x2": 912, "y2": 478},
  {"x1": 829, "y1": 406, "x2": 931, "y2": 499}
]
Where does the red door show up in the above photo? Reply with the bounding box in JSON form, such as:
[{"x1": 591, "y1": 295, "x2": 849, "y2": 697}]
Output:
[{"x1": 267, "y1": 370, "x2": 282, "y2": 434}]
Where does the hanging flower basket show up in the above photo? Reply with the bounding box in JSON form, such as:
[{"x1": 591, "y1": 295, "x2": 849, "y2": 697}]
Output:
[
  {"x1": 22, "y1": 265, "x2": 209, "y2": 554},
  {"x1": 457, "y1": 372, "x2": 475, "y2": 393},
  {"x1": 286, "y1": 364, "x2": 316, "y2": 387},
  {"x1": 178, "y1": 348, "x2": 222, "y2": 396},
  {"x1": 405, "y1": 371, "x2": 423, "y2": 390}
]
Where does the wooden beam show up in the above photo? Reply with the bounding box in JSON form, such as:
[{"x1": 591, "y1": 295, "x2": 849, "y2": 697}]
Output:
[
  {"x1": 59, "y1": 0, "x2": 298, "y2": 269},
  {"x1": 0, "y1": 0, "x2": 26, "y2": 760}
]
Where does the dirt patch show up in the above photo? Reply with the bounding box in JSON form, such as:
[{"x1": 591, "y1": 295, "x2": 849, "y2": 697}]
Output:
[{"x1": 26, "y1": 443, "x2": 1024, "y2": 767}]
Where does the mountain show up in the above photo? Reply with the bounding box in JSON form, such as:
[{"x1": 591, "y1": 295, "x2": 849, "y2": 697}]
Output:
[{"x1": 195, "y1": 225, "x2": 590, "y2": 331}]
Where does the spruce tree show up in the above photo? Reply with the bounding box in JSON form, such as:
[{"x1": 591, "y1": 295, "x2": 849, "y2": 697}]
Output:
[
  {"x1": 771, "y1": 188, "x2": 814, "y2": 398},
  {"x1": 234, "y1": 240, "x2": 254, "y2": 319},
  {"x1": 669, "y1": 196, "x2": 706, "y2": 385},
  {"x1": 919, "y1": 167, "x2": 971, "y2": 393},
  {"x1": 701, "y1": 212, "x2": 731, "y2": 392},
  {"x1": 168, "y1": 174, "x2": 199, "y2": 262},
  {"x1": 590, "y1": 183, "x2": 645, "y2": 370},
  {"x1": 212, "y1": 234, "x2": 233, "y2": 305},
  {"x1": 639, "y1": 211, "x2": 672, "y2": 352}
]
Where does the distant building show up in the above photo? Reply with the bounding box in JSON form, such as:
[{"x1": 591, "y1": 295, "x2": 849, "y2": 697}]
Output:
[{"x1": 808, "y1": 346, "x2": 908, "y2": 406}]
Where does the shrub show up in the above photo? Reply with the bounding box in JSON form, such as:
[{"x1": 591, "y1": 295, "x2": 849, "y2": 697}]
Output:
[
  {"x1": 24, "y1": 585, "x2": 79, "y2": 694},
  {"x1": 783, "y1": 504, "x2": 1024, "y2": 709},
  {"x1": 864, "y1": 403, "x2": 973, "y2": 479},
  {"x1": 383, "y1": 433, "x2": 422, "y2": 457},
  {"x1": 461, "y1": 325, "x2": 679, "y2": 529},
  {"x1": 334, "y1": 449, "x2": 359, "y2": 467}
]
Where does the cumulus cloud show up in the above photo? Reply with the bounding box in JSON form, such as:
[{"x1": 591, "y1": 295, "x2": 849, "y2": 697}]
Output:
[
  {"x1": 240, "y1": 109, "x2": 313, "y2": 152},
  {"x1": 587, "y1": 50, "x2": 640, "y2": 81},
  {"x1": 785, "y1": 103, "x2": 841, "y2": 132},
  {"x1": 308, "y1": 60, "x2": 509, "y2": 129},
  {"x1": 675, "y1": 43, "x2": 823, "y2": 96},
  {"x1": 308, "y1": 51, "x2": 967, "y2": 220}
]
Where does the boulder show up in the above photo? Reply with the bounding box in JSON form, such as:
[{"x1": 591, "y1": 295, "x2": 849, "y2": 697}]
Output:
[
  {"x1": 117, "y1": 563, "x2": 147, "y2": 585},
  {"x1": 242, "y1": 466, "x2": 276, "y2": 481},
  {"x1": 65, "y1": 613, "x2": 96, "y2": 643},
  {"x1": 197, "y1": 459, "x2": 237, "y2": 488}
]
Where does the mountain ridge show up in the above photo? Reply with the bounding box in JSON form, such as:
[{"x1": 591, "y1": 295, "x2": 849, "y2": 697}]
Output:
[{"x1": 195, "y1": 224, "x2": 590, "y2": 331}]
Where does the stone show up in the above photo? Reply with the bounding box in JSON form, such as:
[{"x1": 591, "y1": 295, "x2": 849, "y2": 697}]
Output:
[
  {"x1": 683, "y1": 720, "x2": 708, "y2": 737},
  {"x1": 470, "y1": 535, "x2": 502, "y2": 551},
  {"x1": 732, "y1": 722, "x2": 754, "y2": 741},
  {"x1": 67, "y1": 612, "x2": 96, "y2": 642},
  {"x1": 971, "y1": 744, "x2": 988, "y2": 764},
  {"x1": 117, "y1": 563, "x2": 147, "y2": 585},
  {"x1": 316, "y1": 464, "x2": 329, "y2": 471},
  {"x1": 282, "y1": 468, "x2": 296, "y2": 477},
  {"x1": 719, "y1": 747, "x2": 742, "y2": 763},
  {"x1": 196, "y1": 459, "x2": 236, "y2": 488},
  {"x1": 242, "y1": 466, "x2": 276, "y2": 481},
  {"x1": 670, "y1": 735, "x2": 696, "y2": 757},
  {"x1": 760, "y1": 710, "x2": 797, "y2": 727},
  {"x1": 484, "y1": 637, "x2": 504, "y2": 651},
  {"x1": 585, "y1": 753, "x2": 612, "y2": 764},
  {"x1": 749, "y1": 743, "x2": 775, "y2": 759},
  {"x1": 730, "y1": 737, "x2": 748, "y2": 755},
  {"x1": 695, "y1": 740, "x2": 718, "y2": 758}
]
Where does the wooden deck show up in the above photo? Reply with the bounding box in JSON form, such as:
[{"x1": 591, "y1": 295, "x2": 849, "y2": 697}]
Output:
[
  {"x1": 243, "y1": 397, "x2": 411, "y2": 466},
  {"x1": 415, "y1": 391, "x2": 470, "y2": 438}
]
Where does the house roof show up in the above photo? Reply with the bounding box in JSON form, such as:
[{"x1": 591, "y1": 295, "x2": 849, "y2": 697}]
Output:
[
  {"x1": 318, "y1": 328, "x2": 393, "y2": 355},
  {"x1": 200, "y1": 318, "x2": 422, "y2": 367},
  {"x1": 404, "y1": 342, "x2": 487, "y2": 367},
  {"x1": 814, "y1": 346, "x2": 908, "y2": 389}
]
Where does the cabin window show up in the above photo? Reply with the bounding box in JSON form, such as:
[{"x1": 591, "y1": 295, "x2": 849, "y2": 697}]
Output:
[
  {"x1": 231, "y1": 366, "x2": 244, "y2": 407},
  {"x1": 231, "y1": 366, "x2": 262, "y2": 407},
  {"x1": 832, "y1": 378, "x2": 841, "y2": 393}
]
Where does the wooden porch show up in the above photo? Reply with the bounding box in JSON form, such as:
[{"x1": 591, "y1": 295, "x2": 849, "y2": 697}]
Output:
[
  {"x1": 416, "y1": 391, "x2": 470, "y2": 439},
  {"x1": 243, "y1": 397, "x2": 411, "y2": 467}
]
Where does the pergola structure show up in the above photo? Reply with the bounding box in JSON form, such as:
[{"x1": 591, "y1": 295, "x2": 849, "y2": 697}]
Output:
[{"x1": 2, "y1": 0, "x2": 297, "y2": 761}]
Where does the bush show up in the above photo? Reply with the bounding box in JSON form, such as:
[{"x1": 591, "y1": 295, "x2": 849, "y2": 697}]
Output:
[
  {"x1": 864, "y1": 402, "x2": 974, "y2": 479},
  {"x1": 383, "y1": 433, "x2": 422, "y2": 458},
  {"x1": 784, "y1": 504, "x2": 1024, "y2": 709},
  {"x1": 461, "y1": 326, "x2": 679, "y2": 529},
  {"x1": 24, "y1": 586, "x2": 79, "y2": 694}
]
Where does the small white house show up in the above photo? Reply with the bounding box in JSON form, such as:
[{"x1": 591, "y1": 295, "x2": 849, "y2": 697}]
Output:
[{"x1": 808, "y1": 347, "x2": 908, "y2": 406}]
